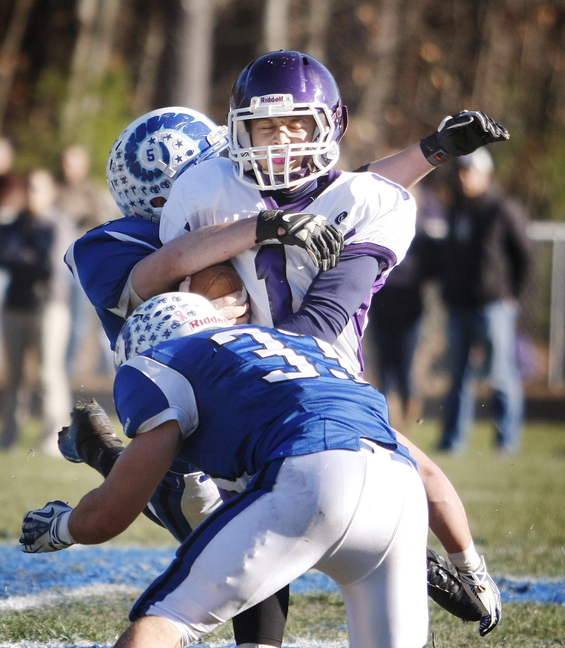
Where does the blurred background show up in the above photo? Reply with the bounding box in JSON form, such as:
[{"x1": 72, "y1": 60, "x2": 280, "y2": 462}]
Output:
[{"x1": 1, "y1": 0, "x2": 565, "y2": 430}]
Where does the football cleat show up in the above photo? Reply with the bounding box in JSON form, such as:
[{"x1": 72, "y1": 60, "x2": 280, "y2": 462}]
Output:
[
  {"x1": 426, "y1": 548, "x2": 482, "y2": 621},
  {"x1": 58, "y1": 400, "x2": 124, "y2": 476}
]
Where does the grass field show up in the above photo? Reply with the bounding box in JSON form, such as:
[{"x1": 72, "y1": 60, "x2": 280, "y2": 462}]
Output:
[{"x1": 1, "y1": 417, "x2": 564, "y2": 647}]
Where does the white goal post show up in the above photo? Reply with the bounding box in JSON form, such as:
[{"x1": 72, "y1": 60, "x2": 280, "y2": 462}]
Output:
[{"x1": 527, "y1": 221, "x2": 565, "y2": 387}]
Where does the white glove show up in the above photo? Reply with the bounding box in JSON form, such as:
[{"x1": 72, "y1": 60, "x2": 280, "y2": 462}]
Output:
[
  {"x1": 20, "y1": 500, "x2": 75, "y2": 553},
  {"x1": 454, "y1": 555, "x2": 502, "y2": 636}
]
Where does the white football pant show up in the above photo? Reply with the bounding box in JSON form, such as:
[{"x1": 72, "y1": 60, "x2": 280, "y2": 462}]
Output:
[{"x1": 142, "y1": 441, "x2": 429, "y2": 648}]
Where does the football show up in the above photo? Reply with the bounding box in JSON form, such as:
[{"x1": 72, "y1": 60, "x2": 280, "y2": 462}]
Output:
[{"x1": 189, "y1": 264, "x2": 244, "y2": 300}]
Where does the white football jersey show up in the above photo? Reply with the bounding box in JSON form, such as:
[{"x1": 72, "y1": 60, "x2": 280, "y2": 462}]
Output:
[{"x1": 160, "y1": 157, "x2": 416, "y2": 374}]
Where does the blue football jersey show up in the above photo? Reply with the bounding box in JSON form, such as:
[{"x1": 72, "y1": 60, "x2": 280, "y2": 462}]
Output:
[
  {"x1": 65, "y1": 218, "x2": 161, "y2": 347},
  {"x1": 114, "y1": 325, "x2": 415, "y2": 484}
]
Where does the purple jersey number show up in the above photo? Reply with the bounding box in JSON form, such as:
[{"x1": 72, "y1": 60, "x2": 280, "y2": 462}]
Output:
[{"x1": 254, "y1": 245, "x2": 293, "y2": 325}]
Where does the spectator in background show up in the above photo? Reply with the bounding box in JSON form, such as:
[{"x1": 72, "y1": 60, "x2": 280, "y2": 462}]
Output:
[
  {"x1": 0, "y1": 137, "x2": 27, "y2": 374},
  {"x1": 367, "y1": 184, "x2": 446, "y2": 434},
  {"x1": 0, "y1": 137, "x2": 26, "y2": 224},
  {"x1": 57, "y1": 145, "x2": 116, "y2": 376},
  {"x1": 438, "y1": 148, "x2": 533, "y2": 455},
  {"x1": 0, "y1": 169, "x2": 74, "y2": 455},
  {"x1": 57, "y1": 145, "x2": 114, "y2": 233}
]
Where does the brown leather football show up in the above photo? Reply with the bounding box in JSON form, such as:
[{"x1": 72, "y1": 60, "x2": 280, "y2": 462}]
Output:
[{"x1": 189, "y1": 264, "x2": 243, "y2": 300}]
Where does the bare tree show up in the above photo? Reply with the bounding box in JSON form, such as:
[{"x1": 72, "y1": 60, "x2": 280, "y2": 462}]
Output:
[
  {"x1": 305, "y1": 0, "x2": 332, "y2": 61},
  {"x1": 263, "y1": 0, "x2": 291, "y2": 51},
  {"x1": 133, "y1": 5, "x2": 167, "y2": 114},
  {"x1": 0, "y1": 0, "x2": 35, "y2": 134},
  {"x1": 63, "y1": 0, "x2": 124, "y2": 144},
  {"x1": 351, "y1": 0, "x2": 401, "y2": 160},
  {"x1": 175, "y1": 0, "x2": 217, "y2": 113}
]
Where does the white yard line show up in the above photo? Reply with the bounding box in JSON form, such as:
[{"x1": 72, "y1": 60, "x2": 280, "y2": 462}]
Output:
[{"x1": 0, "y1": 583, "x2": 139, "y2": 612}]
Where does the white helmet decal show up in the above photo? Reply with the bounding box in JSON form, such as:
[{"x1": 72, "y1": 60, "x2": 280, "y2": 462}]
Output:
[
  {"x1": 107, "y1": 107, "x2": 228, "y2": 221},
  {"x1": 114, "y1": 292, "x2": 230, "y2": 369}
]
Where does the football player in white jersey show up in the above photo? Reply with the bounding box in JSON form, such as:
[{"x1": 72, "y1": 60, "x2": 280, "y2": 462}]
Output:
[
  {"x1": 159, "y1": 51, "x2": 508, "y2": 379},
  {"x1": 66, "y1": 106, "x2": 343, "y2": 349},
  {"x1": 155, "y1": 49, "x2": 501, "y2": 634},
  {"x1": 61, "y1": 55, "x2": 506, "y2": 638},
  {"x1": 160, "y1": 51, "x2": 416, "y2": 376}
]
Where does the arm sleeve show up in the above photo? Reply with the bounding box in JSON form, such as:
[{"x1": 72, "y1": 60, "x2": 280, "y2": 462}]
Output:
[
  {"x1": 66, "y1": 224, "x2": 159, "y2": 311},
  {"x1": 279, "y1": 252, "x2": 382, "y2": 343}
]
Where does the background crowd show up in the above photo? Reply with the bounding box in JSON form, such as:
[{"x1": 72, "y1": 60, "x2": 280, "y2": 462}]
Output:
[
  {"x1": 0, "y1": 136, "x2": 117, "y2": 455},
  {"x1": 367, "y1": 148, "x2": 532, "y2": 455}
]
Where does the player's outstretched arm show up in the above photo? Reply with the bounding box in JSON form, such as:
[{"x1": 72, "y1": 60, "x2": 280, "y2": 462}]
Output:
[
  {"x1": 364, "y1": 143, "x2": 434, "y2": 189},
  {"x1": 364, "y1": 111, "x2": 509, "y2": 188},
  {"x1": 21, "y1": 421, "x2": 181, "y2": 551}
]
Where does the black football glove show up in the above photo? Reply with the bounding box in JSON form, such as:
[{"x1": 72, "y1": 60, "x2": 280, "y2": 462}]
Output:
[
  {"x1": 420, "y1": 110, "x2": 509, "y2": 166},
  {"x1": 256, "y1": 209, "x2": 344, "y2": 271}
]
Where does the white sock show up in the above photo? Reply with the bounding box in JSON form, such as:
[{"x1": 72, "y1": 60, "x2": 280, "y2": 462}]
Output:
[{"x1": 448, "y1": 541, "x2": 482, "y2": 572}]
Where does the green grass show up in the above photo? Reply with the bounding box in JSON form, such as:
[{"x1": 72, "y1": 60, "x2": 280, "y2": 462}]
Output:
[
  {"x1": 0, "y1": 594, "x2": 133, "y2": 644},
  {"x1": 416, "y1": 420, "x2": 565, "y2": 578},
  {"x1": 1, "y1": 592, "x2": 564, "y2": 647},
  {"x1": 1, "y1": 418, "x2": 565, "y2": 646}
]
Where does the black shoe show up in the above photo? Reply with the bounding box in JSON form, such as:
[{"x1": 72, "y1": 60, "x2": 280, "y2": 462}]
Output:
[{"x1": 58, "y1": 399, "x2": 124, "y2": 476}]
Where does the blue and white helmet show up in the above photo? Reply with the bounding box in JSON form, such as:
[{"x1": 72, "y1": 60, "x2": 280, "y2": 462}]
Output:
[
  {"x1": 114, "y1": 292, "x2": 230, "y2": 369},
  {"x1": 107, "y1": 107, "x2": 228, "y2": 221}
]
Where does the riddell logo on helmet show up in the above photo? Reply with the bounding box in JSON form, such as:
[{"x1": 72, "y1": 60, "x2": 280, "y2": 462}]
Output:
[
  {"x1": 189, "y1": 315, "x2": 229, "y2": 330},
  {"x1": 260, "y1": 95, "x2": 286, "y2": 104},
  {"x1": 250, "y1": 94, "x2": 294, "y2": 112}
]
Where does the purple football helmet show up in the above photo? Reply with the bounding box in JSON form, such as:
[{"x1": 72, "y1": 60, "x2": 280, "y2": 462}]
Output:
[{"x1": 228, "y1": 51, "x2": 348, "y2": 190}]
